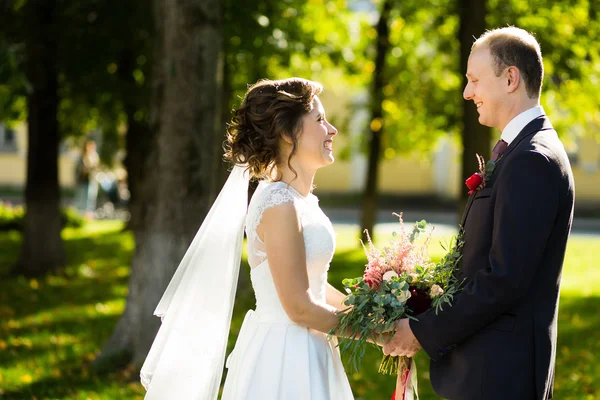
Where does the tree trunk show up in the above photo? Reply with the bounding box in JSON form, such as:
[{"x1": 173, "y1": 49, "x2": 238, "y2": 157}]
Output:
[
  {"x1": 360, "y1": 0, "x2": 392, "y2": 242},
  {"x1": 122, "y1": 104, "x2": 150, "y2": 233},
  {"x1": 95, "y1": 0, "x2": 224, "y2": 369},
  {"x1": 15, "y1": 0, "x2": 65, "y2": 277},
  {"x1": 118, "y1": 43, "x2": 152, "y2": 234},
  {"x1": 459, "y1": 0, "x2": 490, "y2": 213}
]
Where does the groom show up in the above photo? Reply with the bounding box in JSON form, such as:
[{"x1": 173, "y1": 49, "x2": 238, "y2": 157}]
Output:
[{"x1": 384, "y1": 27, "x2": 575, "y2": 399}]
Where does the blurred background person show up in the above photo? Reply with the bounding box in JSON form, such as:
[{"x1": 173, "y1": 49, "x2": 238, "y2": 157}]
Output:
[{"x1": 74, "y1": 139, "x2": 100, "y2": 219}]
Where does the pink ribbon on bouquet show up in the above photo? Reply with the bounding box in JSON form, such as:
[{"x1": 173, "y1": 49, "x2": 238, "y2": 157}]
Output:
[{"x1": 391, "y1": 358, "x2": 418, "y2": 400}]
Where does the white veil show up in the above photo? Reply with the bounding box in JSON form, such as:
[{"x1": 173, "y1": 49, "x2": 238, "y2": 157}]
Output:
[{"x1": 140, "y1": 164, "x2": 250, "y2": 399}]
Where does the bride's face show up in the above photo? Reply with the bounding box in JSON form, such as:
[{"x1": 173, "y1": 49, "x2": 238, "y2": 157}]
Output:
[{"x1": 293, "y1": 96, "x2": 338, "y2": 170}]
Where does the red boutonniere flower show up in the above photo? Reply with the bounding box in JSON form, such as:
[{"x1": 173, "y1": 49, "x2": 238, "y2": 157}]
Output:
[
  {"x1": 465, "y1": 154, "x2": 497, "y2": 195},
  {"x1": 465, "y1": 173, "x2": 483, "y2": 195}
]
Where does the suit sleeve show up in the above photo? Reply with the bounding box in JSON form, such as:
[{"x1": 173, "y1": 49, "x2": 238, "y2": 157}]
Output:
[{"x1": 410, "y1": 150, "x2": 559, "y2": 360}]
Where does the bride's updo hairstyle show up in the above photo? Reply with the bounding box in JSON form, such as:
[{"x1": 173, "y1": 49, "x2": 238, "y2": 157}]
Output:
[{"x1": 224, "y1": 77, "x2": 323, "y2": 180}]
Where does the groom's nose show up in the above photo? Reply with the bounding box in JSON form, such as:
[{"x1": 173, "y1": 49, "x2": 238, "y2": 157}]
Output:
[{"x1": 463, "y1": 83, "x2": 474, "y2": 100}]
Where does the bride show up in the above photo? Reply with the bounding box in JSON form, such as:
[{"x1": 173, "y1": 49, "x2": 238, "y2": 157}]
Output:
[{"x1": 140, "y1": 77, "x2": 377, "y2": 399}]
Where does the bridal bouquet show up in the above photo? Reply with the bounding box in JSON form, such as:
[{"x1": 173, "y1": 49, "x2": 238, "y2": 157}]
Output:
[{"x1": 331, "y1": 213, "x2": 464, "y2": 399}]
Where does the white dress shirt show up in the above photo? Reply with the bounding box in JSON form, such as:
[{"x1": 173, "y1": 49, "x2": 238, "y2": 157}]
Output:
[{"x1": 501, "y1": 105, "x2": 545, "y2": 145}]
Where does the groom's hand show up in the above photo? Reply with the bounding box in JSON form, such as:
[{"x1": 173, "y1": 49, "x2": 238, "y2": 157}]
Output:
[{"x1": 382, "y1": 319, "x2": 421, "y2": 357}]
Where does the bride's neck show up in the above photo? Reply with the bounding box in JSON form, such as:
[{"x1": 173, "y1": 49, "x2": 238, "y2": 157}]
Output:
[{"x1": 276, "y1": 164, "x2": 315, "y2": 197}]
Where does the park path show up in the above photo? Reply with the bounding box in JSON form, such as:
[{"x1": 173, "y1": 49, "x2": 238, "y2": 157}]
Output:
[{"x1": 324, "y1": 207, "x2": 600, "y2": 237}]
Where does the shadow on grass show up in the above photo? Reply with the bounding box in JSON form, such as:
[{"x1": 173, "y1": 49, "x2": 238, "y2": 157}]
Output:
[
  {"x1": 0, "y1": 225, "x2": 138, "y2": 399},
  {"x1": 0, "y1": 312, "x2": 122, "y2": 368},
  {"x1": 0, "y1": 227, "x2": 132, "y2": 272},
  {"x1": 0, "y1": 350, "x2": 141, "y2": 400},
  {"x1": 62, "y1": 230, "x2": 133, "y2": 269},
  {"x1": 0, "y1": 231, "x2": 21, "y2": 270},
  {"x1": 0, "y1": 308, "x2": 138, "y2": 399},
  {"x1": 1, "y1": 229, "x2": 132, "y2": 321}
]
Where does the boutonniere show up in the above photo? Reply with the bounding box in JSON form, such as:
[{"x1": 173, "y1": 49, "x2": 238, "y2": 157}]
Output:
[{"x1": 465, "y1": 154, "x2": 497, "y2": 195}]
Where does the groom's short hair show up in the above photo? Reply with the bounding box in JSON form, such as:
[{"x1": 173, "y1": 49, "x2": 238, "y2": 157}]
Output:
[{"x1": 473, "y1": 27, "x2": 544, "y2": 99}]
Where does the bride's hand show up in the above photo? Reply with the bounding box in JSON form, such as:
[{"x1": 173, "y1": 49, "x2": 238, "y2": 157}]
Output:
[
  {"x1": 380, "y1": 324, "x2": 397, "y2": 334},
  {"x1": 371, "y1": 332, "x2": 392, "y2": 347}
]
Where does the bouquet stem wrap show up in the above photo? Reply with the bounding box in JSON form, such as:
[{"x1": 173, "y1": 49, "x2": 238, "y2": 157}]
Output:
[{"x1": 393, "y1": 357, "x2": 418, "y2": 400}]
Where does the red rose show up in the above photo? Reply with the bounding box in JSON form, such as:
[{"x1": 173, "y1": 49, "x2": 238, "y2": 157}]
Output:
[
  {"x1": 465, "y1": 172, "x2": 483, "y2": 194},
  {"x1": 406, "y1": 286, "x2": 432, "y2": 315}
]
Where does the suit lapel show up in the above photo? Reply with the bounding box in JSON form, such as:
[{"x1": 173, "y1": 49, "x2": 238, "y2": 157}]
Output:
[
  {"x1": 459, "y1": 115, "x2": 553, "y2": 229},
  {"x1": 460, "y1": 194, "x2": 476, "y2": 228},
  {"x1": 501, "y1": 115, "x2": 554, "y2": 160}
]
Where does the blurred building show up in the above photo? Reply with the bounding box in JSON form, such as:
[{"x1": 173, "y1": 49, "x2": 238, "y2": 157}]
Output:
[
  {"x1": 0, "y1": 119, "x2": 599, "y2": 206},
  {"x1": 313, "y1": 88, "x2": 600, "y2": 205},
  {"x1": 313, "y1": 129, "x2": 600, "y2": 205},
  {"x1": 0, "y1": 122, "x2": 77, "y2": 189}
]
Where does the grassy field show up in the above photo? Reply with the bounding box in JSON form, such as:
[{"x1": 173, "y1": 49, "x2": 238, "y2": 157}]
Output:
[{"x1": 0, "y1": 221, "x2": 598, "y2": 399}]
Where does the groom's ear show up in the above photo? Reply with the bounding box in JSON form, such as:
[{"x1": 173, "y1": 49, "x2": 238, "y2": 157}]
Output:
[{"x1": 506, "y1": 66, "x2": 520, "y2": 93}]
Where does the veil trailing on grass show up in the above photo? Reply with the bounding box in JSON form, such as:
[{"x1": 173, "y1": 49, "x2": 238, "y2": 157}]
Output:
[{"x1": 140, "y1": 164, "x2": 250, "y2": 400}]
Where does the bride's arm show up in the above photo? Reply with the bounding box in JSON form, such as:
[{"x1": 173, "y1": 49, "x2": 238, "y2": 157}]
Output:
[
  {"x1": 326, "y1": 283, "x2": 349, "y2": 311},
  {"x1": 260, "y1": 202, "x2": 340, "y2": 334},
  {"x1": 260, "y1": 203, "x2": 389, "y2": 346}
]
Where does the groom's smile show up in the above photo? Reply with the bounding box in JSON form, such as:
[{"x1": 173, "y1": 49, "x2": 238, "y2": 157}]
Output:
[{"x1": 463, "y1": 46, "x2": 510, "y2": 130}]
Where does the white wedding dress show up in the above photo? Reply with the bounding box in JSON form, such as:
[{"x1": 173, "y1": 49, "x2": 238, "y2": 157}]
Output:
[{"x1": 221, "y1": 181, "x2": 354, "y2": 400}]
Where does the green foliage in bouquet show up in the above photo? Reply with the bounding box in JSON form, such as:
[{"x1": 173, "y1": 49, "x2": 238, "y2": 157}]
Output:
[
  {"x1": 334, "y1": 276, "x2": 411, "y2": 373},
  {"x1": 429, "y1": 228, "x2": 465, "y2": 314},
  {"x1": 330, "y1": 218, "x2": 465, "y2": 375}
]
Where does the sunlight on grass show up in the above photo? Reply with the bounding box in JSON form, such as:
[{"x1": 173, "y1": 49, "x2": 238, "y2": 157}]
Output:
[
  {"x1": 1, "y1": 220, "x2": 598, "y2": 399},
  {"x1": 0, "y1": 221, "x2": 141, "y2": 400},
  {"x1": 560, "y1": 237, "x2": 600, "y2": 296}
]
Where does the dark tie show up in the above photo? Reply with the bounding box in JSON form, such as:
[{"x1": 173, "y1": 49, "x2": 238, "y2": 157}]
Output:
[{"x1": 492, "y1": 139, "x2": 508, "y2": 162}]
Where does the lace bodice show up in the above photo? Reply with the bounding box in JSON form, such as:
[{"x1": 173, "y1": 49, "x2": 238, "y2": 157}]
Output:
[{"x1": 244, "y1": 181, "x2": 336, "y2": 318}]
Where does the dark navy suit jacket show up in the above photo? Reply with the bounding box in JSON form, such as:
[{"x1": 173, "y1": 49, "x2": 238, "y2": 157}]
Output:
[{"x1": 410, "y1": 116, "x2": 575, "y2": 400}]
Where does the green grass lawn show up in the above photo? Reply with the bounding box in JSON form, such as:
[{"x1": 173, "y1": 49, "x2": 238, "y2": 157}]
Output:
[{"x1": 0, "y1": 221, "x2": 598, "y2": 399}]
